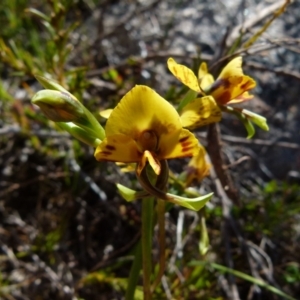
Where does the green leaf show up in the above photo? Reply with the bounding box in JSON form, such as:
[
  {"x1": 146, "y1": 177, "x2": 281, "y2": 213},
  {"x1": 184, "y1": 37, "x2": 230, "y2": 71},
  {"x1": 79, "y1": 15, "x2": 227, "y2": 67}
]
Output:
[
  {"x1": 190, "y1": 261, "x2": 296, "y2": 300},
  {"x1": 25, "y1": 8, "x2": 50, "y2": 22},
  {"x1": 35, "y1": 75, "x2": 70, "y2": 93},
  {"x1": 166, "y1": 192, "x2": 213, "y2": 211},
  {"x1": 57, "y1": 122, "x2": 101, "y2": 147},
  {"x1": 240, "y1": 115, "x2": 255, "y2": 139},
  {"x1": 116, "y1": 184, "x2": 149, "y2": 202},
  {"x1": 177, "y1": 89, "x2": 198, "y2": 112},
  {"x1": 221, "y1": 106, "x2": 255, "y2": 139},
  {"x1": 0, "y1": 81, "x2": 14, "y2": 102},
  {"x1": 199, "y1": 215, "x2": 210, "y2": 255}
]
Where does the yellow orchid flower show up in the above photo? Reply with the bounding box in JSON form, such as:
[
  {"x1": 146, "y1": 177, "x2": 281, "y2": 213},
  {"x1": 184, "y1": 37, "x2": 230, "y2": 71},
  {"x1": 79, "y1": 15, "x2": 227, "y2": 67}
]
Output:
[
  {"x1": 167, "y1": 58, "x2": 222, "y2": 128},
  {"x1": 94, "y1": 85, "x2": 200, "y2": 175},
  {"x1": 167, "y1": 56, "x2": 256, "y2": 106}
]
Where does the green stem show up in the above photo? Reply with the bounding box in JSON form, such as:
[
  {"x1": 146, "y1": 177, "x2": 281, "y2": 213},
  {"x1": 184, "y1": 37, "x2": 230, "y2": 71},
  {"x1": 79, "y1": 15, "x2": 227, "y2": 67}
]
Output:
[
  {"x1": 125, "y1": 239, "x2": 142, "y2": 300},
  {"x1": 142, "y1": 197, "x2": 154, "y2": 300},
  {"x1": 151, "y1": 199, "x2": 166, "y2": 292}
]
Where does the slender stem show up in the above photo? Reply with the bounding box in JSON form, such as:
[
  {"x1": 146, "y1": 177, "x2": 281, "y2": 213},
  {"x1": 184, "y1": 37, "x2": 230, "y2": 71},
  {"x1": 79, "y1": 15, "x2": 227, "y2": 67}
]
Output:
[
  {"x1": 151, "y1": 199, "x2": 166, "y2": 292},
  {"x1": 142, "y1": 197, "x2": 154, "y2": 300},
  {"x1": 125, "y1": 239, "x2": 142, "y2": 300},
  {"x1": 207, "y1": 123, "x2": 240, "y2": 205}
]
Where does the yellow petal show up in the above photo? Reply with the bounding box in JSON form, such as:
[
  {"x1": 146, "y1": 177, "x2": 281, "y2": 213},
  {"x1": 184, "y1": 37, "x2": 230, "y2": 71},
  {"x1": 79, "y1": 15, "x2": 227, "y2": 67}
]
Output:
[
  {"x1": 105, "y1": 85, "x2": 182, "y2": 145},
  {"x1": 167, "y1": 58, "x2": 201, "y2": 92},
  {"x1": 208, "y1": 57, "x2": 256, "y2": 105},
  {"x1": 198, "y1": 62, "x2": 214, "y2": 91},
  {"x1": 116, "y1": 162, "x2": 136, "y2": 173},
  {"x1": 185, "y1": 145, "x2": 210, "y2": 186},
  {"x1": 137, "y1": 150, "x2": 161, "y2": 176},
  {"x1": 99, "y1": 109, "x2": 113, "y2": 119},
  {"x1": 227, "y1": 91, "x2": 254, "y2": 104},
  {"x1": 200, "y1": 74, "x2": 214, "y2": 91},
  {"x1": 159, "y1": 129, "x2": 200, "y2": 159},
  {"x1": 217, "y1": 57, "x2": 244, "y2": 79},
  {"x1": 198, "y1": 62, "x2": 208, "y2": 79},
  {"x1": 94, "y1": 134, "x2": 141, "y2": 162},
  {"x1": 180, "y1": 96, "x2": 222, "y2": 129}
]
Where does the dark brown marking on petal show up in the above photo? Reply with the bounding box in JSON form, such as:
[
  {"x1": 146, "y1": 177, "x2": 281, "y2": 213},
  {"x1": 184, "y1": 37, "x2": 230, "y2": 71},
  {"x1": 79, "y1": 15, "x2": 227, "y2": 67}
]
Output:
[
  {"x1": 179, "y1": 136, "x2": 189, "y2": 143},
  {"x1": 101, "y1": 151, "x2": 112, "y2": 156},
  {"x1": 182, "y1": 146, "x2": 194, "y2": 152},
  {"x1": 240, "y1": 80, "x2": 254, "y2": 91},
  {"x1": 178, "y1": 151, "x2": 193, "y2": 157},
  {"x1": 222, "y1": 78, "x2": 232, "y2": 88},
  {"x1": 105, "y1": 145, "x2": 116, "y2": 151},
  {"x1": 210, "y1": 78, "x2": 230, "y2": 92},
  {"x1": 217, "y1": 91, "x2": 231, "y2": 105},
  {"x1": 181, "y1": 141, "x2": 192, "y2": 148}
]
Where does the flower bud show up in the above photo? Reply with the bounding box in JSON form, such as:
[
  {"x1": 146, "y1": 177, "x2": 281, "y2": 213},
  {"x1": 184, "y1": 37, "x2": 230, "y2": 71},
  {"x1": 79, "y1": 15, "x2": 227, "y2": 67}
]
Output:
[
  {"x1": 242, "y1": 109, "x2": 269, "y2": 131},
  {"x1": 32, "y1": 76, "x2": 106, "y2": 141},
  {"x1": 32, "y1": 90, "x2": 84, "y2": 122}
]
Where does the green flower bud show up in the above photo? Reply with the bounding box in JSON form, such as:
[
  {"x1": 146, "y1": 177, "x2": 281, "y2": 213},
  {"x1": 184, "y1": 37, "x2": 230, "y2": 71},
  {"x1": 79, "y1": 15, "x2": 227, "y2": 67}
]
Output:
[
  {"x1": 32, "y1": 90, "x2": 84, "y2": 122},
  {"x1": 242, "y1": 109, "x2": 269, "y2": 131},
  {"x1": 32, "y1": 76, "x2": 106, "y2": 141},
  {"x1": 221, "y1": 106, "x2": 269, "y2": 139}
]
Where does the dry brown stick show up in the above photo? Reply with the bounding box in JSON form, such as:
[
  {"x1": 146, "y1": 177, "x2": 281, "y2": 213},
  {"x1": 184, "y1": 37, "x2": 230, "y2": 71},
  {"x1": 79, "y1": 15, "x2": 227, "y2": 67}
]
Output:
[
  {"x1": 226, "y1": 0, "x2": 293, "y2": 47},
  {"x1": 206, "y1": 121, "x2": 241, "y2": 298},
  {"x1": 207, "y1": 156, "x2": 241, "y2": 300},
  {"x1": 209, "y1": 43, "x2": 279, "y2": 72},
  {"x1": 247, "y1": 61, "x2": 300, "y2": 81},
  {"x1": 86, "y1": 51, "x2": 212, "y2": 77},
  {"x1": 207, "y1": 123, "x2": 240, "y2": 205},
  {"x1": 199, "y1": 132, "x2": 300, "y2": 150}
]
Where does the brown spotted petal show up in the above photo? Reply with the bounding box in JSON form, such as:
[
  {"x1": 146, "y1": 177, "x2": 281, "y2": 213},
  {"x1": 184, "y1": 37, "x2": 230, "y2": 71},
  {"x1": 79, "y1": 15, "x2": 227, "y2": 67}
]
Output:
[
  {"x1": 94, "y1": 134, "x2": 141, "y2": 163},
  {"x1": 158, "y1": 129, "x2": 200, "y2": 159},
  {"x1": 167, "y1": 58, "x2": 201, "y2": 92},
  {"x1": 206, "y1": 57, "x2": 256, "y2": 105}
]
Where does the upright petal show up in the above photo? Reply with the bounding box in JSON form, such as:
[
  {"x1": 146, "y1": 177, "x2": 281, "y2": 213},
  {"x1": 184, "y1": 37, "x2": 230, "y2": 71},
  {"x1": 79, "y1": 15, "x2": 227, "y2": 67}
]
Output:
[
  {"x1": 200, "y1": 74, "x2": 215, "y2": 91},
  {"x1": 198, "y1": 61, "x2": 209, "y2": 79},
  {"x1": 105, "y1": 85, "x2": 182, "y2": 143},
  {"x1": 180, "y1": 96, "x2": 222, "y2": 129},
  {"x1": 167, "y1": 58, "x2": 201, "y2": 92},
  {"x1": 198, "y1": 62, "x2": 214, "y2": 90}
]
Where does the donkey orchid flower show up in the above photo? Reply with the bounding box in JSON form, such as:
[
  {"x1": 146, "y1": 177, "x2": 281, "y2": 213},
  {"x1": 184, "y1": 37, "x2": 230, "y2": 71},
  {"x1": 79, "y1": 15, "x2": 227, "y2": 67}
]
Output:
[
  {"x1": 167, "y1": 56, "x2": 256, "y2": 106},
  {"x1": 94, "y1": 85, "x2": 200, "y2": 175}
]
